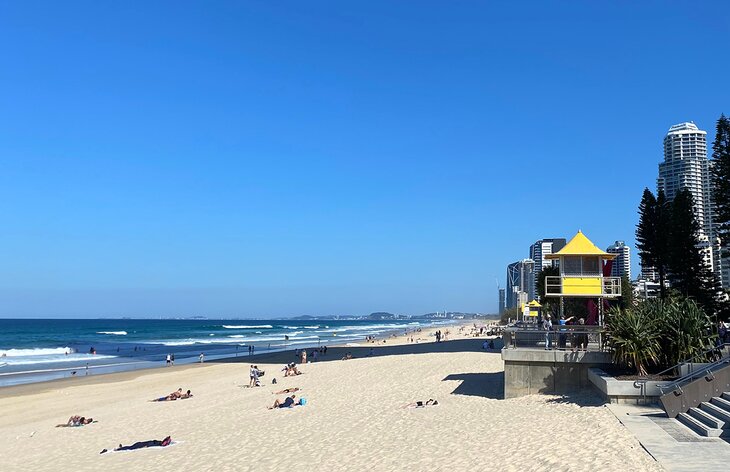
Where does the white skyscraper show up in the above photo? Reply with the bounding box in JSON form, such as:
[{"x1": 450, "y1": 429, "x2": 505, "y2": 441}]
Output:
[
  {"x1": 529, "y1": 238, "x2": 566, "y2": 300},
  {"x1": 606, "y1": 241, "x2": 631, "y2": 280},
  {"x1": 657, "y1": 122, "x2": 723, "y2": 285}
]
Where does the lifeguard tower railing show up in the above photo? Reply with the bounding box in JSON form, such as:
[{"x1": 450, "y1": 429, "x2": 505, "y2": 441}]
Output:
[
  {"x1": 544, "y1": 276, "x2": 621, "y2": 297},
  {"x1": 503, "y1": 323, "x2": 606, "y2": 351}
]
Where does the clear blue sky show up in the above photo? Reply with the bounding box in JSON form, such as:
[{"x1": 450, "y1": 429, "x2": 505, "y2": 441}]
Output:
[{"x1": 1, "y1": 1, "x2": 728, "y2": 318}]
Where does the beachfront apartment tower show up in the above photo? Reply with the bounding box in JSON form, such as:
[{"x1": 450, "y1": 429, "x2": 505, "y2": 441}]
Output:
[
  {"x1": 657, "y1": 122, "x2": 723, "y2": 286},
  {"x1": 529, "y1": 238, "x2": 567, "y2": 298},
  {"x1": 606, "y1": 241, "x2": 631, "y2": 280},
  {"x1": 506, "y1": 259, "x2": 534, "y2": 309},
  {"x1": 498, "y1": 288, "x2": 506, "y2": 315}
]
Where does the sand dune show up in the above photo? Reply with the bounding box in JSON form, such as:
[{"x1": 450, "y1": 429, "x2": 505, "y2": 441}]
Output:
[{"x1": 0, "y1": 330, "x2": 661, "y2": 471}]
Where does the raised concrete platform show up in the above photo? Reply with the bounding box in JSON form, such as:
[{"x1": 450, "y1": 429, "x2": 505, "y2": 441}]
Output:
[
  {"x1": 588, "y1": 367, "x2": 666, "y2": 405},
  {"x1": 501, "y1": 348, "x2": 612, "y2": 398}
]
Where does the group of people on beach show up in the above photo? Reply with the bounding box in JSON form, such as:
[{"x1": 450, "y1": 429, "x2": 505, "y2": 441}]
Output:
[
  {"x1": 282, "y1": 362, "x2": 301, "y2": 376},
  {"x1": 58, "y1": 384, "x2": 191, "y2": 453},
  {"x1": 294, "y1": 345, "x2": 327, "y2": 364},
  {"x1": 249, "y1": 365, "x2": 264, "y2": 386},
  {"x1": 541, "y1": 315, "x2": 590, "y2": 351}
]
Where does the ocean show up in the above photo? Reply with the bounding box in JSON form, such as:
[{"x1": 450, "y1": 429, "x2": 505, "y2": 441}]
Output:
[{"x1": 0, "y1": 318, "x2": 453, "y2": 387}]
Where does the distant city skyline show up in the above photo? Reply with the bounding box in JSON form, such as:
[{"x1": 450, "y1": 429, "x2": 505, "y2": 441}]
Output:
[{"x1": 1, "y1": 2, "x2": 729, "y2": 317}]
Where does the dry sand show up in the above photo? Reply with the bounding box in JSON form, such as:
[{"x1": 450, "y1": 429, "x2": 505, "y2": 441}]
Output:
[{"x1": 0, "y1": 328, "x2": 661, "y2": 472}]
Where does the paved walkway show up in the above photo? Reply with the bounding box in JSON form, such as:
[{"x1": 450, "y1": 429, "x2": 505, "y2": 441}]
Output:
[{"x1": 607, "y1": 403, "x2": 730, "y2": 472}]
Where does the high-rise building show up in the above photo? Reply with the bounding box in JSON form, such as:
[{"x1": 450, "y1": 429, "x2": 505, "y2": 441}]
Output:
[
  {"x1": 506, "y1": 259, "x2": 534, "y2": 309},
  {"x1": 606, "y1": 241, "x2": 631, "y2": 280},
  {"x1": 529, "y1": 238, "x2": 566, "y2": 300},
  {"x1": 498, "y1": 288, "x2": 506, "y2": 315},
  {"x1": 657, "y1": 122, "x2": 723, "y2": 286},
  {"x1": 640, "y1": 263, "x2": 659, "y2": 283}
]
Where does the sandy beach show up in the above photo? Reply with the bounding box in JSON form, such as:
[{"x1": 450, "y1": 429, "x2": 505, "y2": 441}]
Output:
[{"x1": 0, "y1": 327, "x2": 661, "y2": 471}]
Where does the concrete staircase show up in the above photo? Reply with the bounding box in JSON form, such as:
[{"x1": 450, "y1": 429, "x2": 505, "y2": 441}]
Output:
[{"x1": 677, "y1": 392, "x2": 730, "y2": 437}]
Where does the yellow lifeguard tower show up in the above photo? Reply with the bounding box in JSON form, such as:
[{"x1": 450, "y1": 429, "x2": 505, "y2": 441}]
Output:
[
  {"x1": 544, "y1": 230, "x2": 621, "y2": 320},
  {"x1": 520, "y1": 300, "x2": 542, "y2": 321}
]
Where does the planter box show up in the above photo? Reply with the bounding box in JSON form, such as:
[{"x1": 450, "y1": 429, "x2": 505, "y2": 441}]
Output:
[
  {"x1": 588, "y1": 367, "x2": 669, "y2": 405},
  {"x1": 678, "y1": 363, "x2": 712, "y2": 377}
]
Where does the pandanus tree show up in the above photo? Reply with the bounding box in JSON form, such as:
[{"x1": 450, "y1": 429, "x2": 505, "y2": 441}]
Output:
[
  {"x1": 606, "y1": 297, "x2": 717, "y2": 375},
  {"x1": 606, "y1": 303, "x2": 661, "y2": 376}
]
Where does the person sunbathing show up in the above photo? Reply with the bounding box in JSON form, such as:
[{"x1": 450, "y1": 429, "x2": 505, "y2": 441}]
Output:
[
  {"x1": 268, "y1": 395, "x2": 303, "y2": 409},
  {"x1": 151, "y1": 388, "x2": 191, "y2": 402},
  {"x1": 402, "y1": 399, "x2": 439, "y2": 409},
  {"x1": 273, "y1": 387, "x2": 300, "y2": 394},
  {"x1": 56, "y1": 415, "x2": 94, "y2": 427},
  {"x1": 100, "y1": 436, "x2": 172, "y2": 454}
]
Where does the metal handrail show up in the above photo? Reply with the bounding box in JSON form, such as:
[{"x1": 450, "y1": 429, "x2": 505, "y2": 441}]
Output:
[
  {"x1": 657, "y1": 357, "x2": 730, "y2": 396},
  {"x1": 503, "y1": 325, "x2": 606, "y2": 351},
  {"x1": 636, "y1": 343, "x2": 729, "y2": 382},
  {"x1": 544, "y1": 276, "x2": 622, "y2": 297},
  {"x1": 655, "y1": 343, "x2": 730, "y2": 395}
]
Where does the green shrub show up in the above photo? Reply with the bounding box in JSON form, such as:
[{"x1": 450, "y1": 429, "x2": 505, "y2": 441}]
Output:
[
  {"x1": 606, "y1": 304, "x2": 661, "y2": 375},
  {"x1": 605, "y1": 296, "x2": 717, "y2": 375}
]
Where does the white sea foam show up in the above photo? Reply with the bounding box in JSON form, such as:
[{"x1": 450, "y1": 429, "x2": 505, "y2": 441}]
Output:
[
  {"x1": 97, "y1": 331, "x2": 127, "y2": 335},
  {"x1": 0, "y1": 347, "x2": 74, "y2": 357},
  {"x1": 0, "y1": 348, "x2": 116, "y2": 366},
  {"x1": 222, "y1": 325, "x2": 273, "y2": 329},
  {"x1": 5, "y1": 354, "x2": 117, "y2": 366},
  {"x1": 318, "y1": 323, "x2": 416, "y2": 334},
  {"x1": 304, "y1": 325, "x2": 320, "y2": 329},
  {"x1": 157, "y1": 333, "x2": 324, "y2": 346}
]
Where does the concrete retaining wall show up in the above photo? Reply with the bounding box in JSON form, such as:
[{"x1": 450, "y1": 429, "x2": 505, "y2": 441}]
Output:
[
  {"x1": 587, "y1": 368, "x2": 665, "y2": 405},
  {"x1": 501, "y1": 349, "x2": 612, "y2": 398}
]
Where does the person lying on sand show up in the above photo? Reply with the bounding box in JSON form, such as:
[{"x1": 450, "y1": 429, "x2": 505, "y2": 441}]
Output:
[
  {"x1": 151, "y1": 388, "x2": 192, "y2": 402},
  {"x1": 56, "y1": 415, "x2": 94, "y2": 427},
  {"x1": 100, "y1": 436, "x2": 173, "y2": 454},
  {"x1": 267, "y1": 395, "x2": 304, "y2": 409},
  {"x1": 273, "y1": 387, "x2": 300, "y2": 394},
  {"x1": 402, "y1": 399, "x2": 438, "y2": 409}
]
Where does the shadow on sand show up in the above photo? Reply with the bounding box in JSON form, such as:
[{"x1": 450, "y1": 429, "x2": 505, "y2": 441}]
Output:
[
  {"x1": 543, "y1": 393, "x2": 606, "y2": 407},
  {"x1": 442, "y1": 372, "x2": 504, "y2": 400}
]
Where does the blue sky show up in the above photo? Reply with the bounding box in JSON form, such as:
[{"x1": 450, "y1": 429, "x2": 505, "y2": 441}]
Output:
[{"x1": 1, "y1": 1, "x2": 728, "y2": 317}]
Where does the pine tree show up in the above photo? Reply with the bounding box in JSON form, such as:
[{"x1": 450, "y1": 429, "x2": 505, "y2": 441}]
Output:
[
  {"x1": 636, "y1": 188, "x2": 669, "y2": 297},
  {"x1": 667, "y1": 189, "x2": 718, "y2": 315},
  {"x1": 712, "y1": 114, "x2": 730, "y2": 259},
  {"x1": 656, "y1": 190, "x2": 672, "y2": 297}
]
